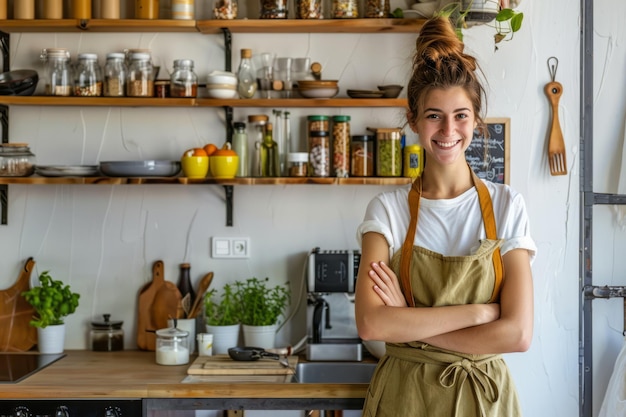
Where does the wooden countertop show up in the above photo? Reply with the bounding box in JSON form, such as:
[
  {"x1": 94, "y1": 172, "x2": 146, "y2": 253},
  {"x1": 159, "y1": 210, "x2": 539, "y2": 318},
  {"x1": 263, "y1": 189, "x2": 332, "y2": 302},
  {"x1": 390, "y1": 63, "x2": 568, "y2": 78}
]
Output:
[{"x1": 0, "y1": 351, "x2": 371, "y2": 401}]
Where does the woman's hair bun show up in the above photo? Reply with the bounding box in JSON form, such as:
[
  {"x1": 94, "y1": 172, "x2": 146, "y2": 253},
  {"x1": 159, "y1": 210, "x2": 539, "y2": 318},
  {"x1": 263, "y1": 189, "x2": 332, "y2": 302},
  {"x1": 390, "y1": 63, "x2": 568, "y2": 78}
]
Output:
[{"x1": 413, "y1": 16, "x2": 476, "y2": 73}]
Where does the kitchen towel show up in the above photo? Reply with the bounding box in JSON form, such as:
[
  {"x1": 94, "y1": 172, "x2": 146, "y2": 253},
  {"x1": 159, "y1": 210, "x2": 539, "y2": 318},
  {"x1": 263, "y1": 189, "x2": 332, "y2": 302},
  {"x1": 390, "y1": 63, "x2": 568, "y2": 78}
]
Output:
[{"x1": 599, "y1": 336, "x2": 626, "y2": 417}]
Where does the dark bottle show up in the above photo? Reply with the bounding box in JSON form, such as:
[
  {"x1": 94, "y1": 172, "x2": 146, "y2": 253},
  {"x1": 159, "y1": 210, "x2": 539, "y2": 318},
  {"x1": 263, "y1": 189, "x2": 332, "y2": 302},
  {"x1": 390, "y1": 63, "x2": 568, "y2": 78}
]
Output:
[
  {"x1": 261, "y1": 122, "x2": 281, "y2": 177},
  {"x1": 177, "y1": 263, "x2": 195, "y2": 311}
]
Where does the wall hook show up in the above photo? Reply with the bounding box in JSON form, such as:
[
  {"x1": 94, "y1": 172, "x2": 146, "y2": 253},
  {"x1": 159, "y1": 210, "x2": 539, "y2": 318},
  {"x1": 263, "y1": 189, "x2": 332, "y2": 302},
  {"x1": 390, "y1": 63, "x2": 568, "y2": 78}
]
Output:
[{"x1": 547, "y1": 57, "x2": 559, "y2": 82}]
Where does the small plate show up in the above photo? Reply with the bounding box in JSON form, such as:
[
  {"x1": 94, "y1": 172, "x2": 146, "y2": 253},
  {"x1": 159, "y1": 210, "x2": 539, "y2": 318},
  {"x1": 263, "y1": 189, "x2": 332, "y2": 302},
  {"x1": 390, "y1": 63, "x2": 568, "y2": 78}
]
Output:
[
  {"x1": 347, "y1": 89, "x2": 385, "y2": 99},
  {"x1": 35, "y1": 165, "x2": 100, "y2": 177}
]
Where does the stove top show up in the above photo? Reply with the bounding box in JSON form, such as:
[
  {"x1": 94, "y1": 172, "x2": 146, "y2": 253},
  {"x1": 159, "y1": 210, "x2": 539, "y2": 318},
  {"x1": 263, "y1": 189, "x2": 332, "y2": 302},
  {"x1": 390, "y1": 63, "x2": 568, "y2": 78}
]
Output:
[{"x1": 0, "y1": 353, "x2": 65, "y2": 383}]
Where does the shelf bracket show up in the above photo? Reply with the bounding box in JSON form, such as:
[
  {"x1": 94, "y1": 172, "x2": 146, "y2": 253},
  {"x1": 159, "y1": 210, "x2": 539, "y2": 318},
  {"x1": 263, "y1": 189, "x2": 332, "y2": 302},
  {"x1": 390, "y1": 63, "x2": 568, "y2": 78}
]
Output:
[
  {"x1": 224, "y1": 106, "x2": 234, "y2": 143},
  {"x1": 0, "y1": 31, "x2": 9, "y2": 72},
  {"x1": 221, "y1": 27, "x2": 232, "y2": 72},
  {"x1": 224, "y1": 185, "x2": 233, "y2": 227},
  {"x1": 1, "y1": 105, "x2": 8, "y2": 143},
  {"x1": 1, "y1": 184, "x2": 7, "y2": 225}
]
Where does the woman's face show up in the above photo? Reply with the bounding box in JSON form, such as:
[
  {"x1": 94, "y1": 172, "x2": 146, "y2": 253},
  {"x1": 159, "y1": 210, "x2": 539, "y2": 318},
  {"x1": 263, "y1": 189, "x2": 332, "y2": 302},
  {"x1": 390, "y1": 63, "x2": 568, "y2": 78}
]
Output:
[{"x1": 411, "y1": 86, "x2": 477, "y2": 168}]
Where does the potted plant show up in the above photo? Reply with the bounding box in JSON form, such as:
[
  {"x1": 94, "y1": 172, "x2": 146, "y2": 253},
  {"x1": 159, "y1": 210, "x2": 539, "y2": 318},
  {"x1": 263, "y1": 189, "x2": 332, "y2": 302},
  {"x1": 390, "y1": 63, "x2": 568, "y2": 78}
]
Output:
[
  {"x1": 21, "y1": 271, "x2": 80, "y2": 354},
  {"x1": 234, "y1": 277, "x2": 290, "y2": 349},
  {"x1": 203, "y1": 283, "x2": 241, "y2": 354}
]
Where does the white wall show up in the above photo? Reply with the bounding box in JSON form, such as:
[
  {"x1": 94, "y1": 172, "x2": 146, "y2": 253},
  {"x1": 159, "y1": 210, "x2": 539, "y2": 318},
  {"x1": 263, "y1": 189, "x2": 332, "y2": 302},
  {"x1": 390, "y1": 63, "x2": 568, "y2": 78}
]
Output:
[{"x1": 4, "y1": 1, "x2": 626, "y2": 416}]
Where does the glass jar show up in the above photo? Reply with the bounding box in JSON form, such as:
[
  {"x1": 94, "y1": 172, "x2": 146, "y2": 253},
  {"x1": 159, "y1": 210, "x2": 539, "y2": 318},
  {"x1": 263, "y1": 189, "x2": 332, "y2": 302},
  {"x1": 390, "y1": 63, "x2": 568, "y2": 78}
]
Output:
[
  {"x1": 103, "y1": 52, "x2": 126, "y2": 97},
  {"x1": 332, "y1": 115, "x2": 350, "y2": 177},
  {"x1": 375, "y1": 128, "x2": 402, "y2": 176},
  {"x1": 41, "y1": 48, "x2": 72, "y2": 96},
  {"x1": 0, "y1": 143, "x2": 36, "y2": 177},
  {"x1": 296, "y1": 0, "x2": 322, "y2": 19},
  {"x1": 364, "y1": 0, "x2": 389, "y2": 18},
  {"x1": 213, "y1": 0, "x2": 238, "y2": 19},
  {"x1": 232, "y1": 121, "x2": 248, "y2": 177},
  {"x1": 403, "y1": 144, "x2": 424, "y2": 179},
  {"x1": 248, "y1": 114, "x2": 269, "y2": 177},
  {"x1": 74, "y1": 53, "x2": 103, "y2": 97},
  {"x1": 307, "y1": 115, "x2": 329, "y2": 133},
  {"x1": 170, "y1": 59, "x2": 198, "y2": 98},
  {"x1": 332, "y1": 0, "x2": 358, "y2": 18},
  {"x1": 351, "y1": 134, "x2": 375, "y2": 177},
  {"x1": 259, "y1": 0, "x2": 287, "y2": 18},
  {"x1": 90, "y1": 314, "x2": 124, "y2": 352},
  {"x1": 126, "y1": 52, "x2": 154, "y2": 97},
  {"x1": 155, "y1": 326, "x2": 189, "y2": 365},
  {"x1": 288, "y1": 152, "x2": 309, "y2": 177},
  {"x1": 308, "y1": 130, "x2": 330, "y2": 177}
]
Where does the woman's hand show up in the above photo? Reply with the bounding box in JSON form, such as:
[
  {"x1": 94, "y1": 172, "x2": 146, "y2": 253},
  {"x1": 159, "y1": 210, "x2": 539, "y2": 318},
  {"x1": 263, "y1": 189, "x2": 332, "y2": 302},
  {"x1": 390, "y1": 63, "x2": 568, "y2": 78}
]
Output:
[{"x1": 368, "y1": 261, "x2": 407, "y2": 308}]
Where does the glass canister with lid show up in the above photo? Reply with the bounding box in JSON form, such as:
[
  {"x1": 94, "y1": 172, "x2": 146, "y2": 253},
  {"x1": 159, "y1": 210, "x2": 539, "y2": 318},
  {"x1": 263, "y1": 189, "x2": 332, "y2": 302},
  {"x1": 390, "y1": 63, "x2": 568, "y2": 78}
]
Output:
[
  {"x1": 259, "y1": 0, "x2": 288, "y2": 18},
  {"x1": 0, "y1": 143, "x2": 36, "y2": 177},
  {"x1": 155, "y1": 325, "x2": 189, "y2": 365},
  {"x1": 351, "y1": 134, "x2": 375, "y2": 177},
  {"x1": 332, "y1": 0, "x2": 358, "y2": 18},
  {"x1": 126, "y1": 52, "x2": 154, "y2": 97},
  {"x1": 296, "y1": 0, "x2": 322, "y2": 19},
  {"x1": 332, "y1": 115, "x2": 350, "y2": 177},
  {"x1": 90, "y1": 314, "x2": 124, "y2": 352},
  {"x1": 374, "y1": 127, "x2": 402, "y2": 176},
  {"x1": 213, "y1": 0, "x2": 238, "y2": 19},
  {"x1": 40, "y1": 48, "x2": 73, "y2": 96},
  {"x1": 103, "y1": 52, "x2": 127, "y2": 97},
  {"x1": 364, "y1": 0, "x2": 389, "y2": 18},
  {"x1": 74, "y1": 53, "x2": 103, "y2": 97},
  {"x1": 170, "y1": 59, "x2": 198, "y2": 98}
]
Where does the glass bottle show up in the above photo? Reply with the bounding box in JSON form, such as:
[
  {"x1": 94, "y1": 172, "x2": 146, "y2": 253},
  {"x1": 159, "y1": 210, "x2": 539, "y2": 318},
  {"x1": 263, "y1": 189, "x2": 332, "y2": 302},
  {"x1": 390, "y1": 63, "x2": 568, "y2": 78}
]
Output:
[
  {"x1": 283, "y1": 111, "x2": 292, "y2": 174},
  {"x1": 170, "y1": 59, "x2": 198, "y2": 98},
  {"x1": 232, "y1": 122, "x2": 249, "y2": 177},
  {"x1": 41, "y1": 48, "x2": 73, "y2": 97},
  {"x1": 261, "y1": 122, "x2": 280, "y2": 177},
  {"x1": 248, "y1": 114, "x2": 268, "y2": 177},
  {"x1": 332, "y1": 115, "x2": 350, "y2": 177},
  {"x1": 126, "y1": 52, "x2": 154, "y2": 97},
  {"x1": 177, "y1": 263, "x2": 195, "y2": 308},
  {"x1": 103, "y1": 52, "x2": 127, "y2": 97},
  {"x1": 74, "y1": 53, "x2": 103, "y2": 97},
  {"x1": 237, "y1": 48, "x2": 257, "y2": 99}
]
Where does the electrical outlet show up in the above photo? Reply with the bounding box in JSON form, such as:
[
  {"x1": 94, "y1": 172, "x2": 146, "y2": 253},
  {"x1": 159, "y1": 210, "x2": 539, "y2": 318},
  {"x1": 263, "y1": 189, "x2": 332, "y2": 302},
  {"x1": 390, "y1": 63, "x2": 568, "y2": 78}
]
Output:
[{"x1": 211, "y1": 237, "x2": 250, "y2": 259}]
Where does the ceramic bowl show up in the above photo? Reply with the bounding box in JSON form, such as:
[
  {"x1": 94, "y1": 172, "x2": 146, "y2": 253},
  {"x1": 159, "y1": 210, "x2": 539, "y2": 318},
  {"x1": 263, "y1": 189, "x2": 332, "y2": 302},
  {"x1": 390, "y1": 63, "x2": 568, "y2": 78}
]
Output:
[
  {"x1": 99, "y1": 160, "x2": 181, "y2": 177},
  {"x1": 209, "y1": 155, "x2": 238, "y2": 178},
  {"x1": 181, "y1": 156, "x2": 209, "y2": 178},
  {"x1": 298, "y1": 87, "x2": 339, "y2": 99},
  {"x1": 0, "y1": 69, "x2": 39, "y2": 96},
  {"x1": 206, "y1": 86, "x2": 238, "y2": 99},
  {"x1": 206, "y1": 70, "x2": 238, "y2": 86},
  {"x1": 377, "y1": 84, "x2": 404, "y2": 98}
]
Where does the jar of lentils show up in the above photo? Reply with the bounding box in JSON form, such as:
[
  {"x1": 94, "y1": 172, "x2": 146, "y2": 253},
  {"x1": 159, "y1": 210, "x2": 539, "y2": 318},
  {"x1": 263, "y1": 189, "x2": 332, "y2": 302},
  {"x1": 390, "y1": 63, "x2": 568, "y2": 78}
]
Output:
[
  {"x1": 126, "y1": 52, "x2": 154, "y2": 97},
  {"x1": 103, "y1": 52, "x2": 127, "y2": 97},
  {"x1": 351, "y1": 134, "x2": 374, "y2": 177},
  {"x1": 364, "y1": 0, "x2": 389, "y2": 18},
  {"x1": 170, "y1": 59, "x2": 198, "y2": 98},
  {"x1": 332, "y1": 115, "x2": 350, "y2": 177},
  {"x1": 332, "y1": 0, "x2": 358, "y2": 18},
  {"x1": 375, "y1": 128, "x2": 402, "y2": 176},
  {"x1": 296, "y1": 0, "x2": 322, "y2": 19}
]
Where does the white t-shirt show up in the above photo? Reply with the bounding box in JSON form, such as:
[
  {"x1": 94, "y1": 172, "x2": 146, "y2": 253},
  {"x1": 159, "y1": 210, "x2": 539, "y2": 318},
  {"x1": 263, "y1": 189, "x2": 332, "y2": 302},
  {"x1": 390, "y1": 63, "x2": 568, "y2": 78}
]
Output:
[{"x1": 356, "y1": 180, "x2": 537, "y2": 262}]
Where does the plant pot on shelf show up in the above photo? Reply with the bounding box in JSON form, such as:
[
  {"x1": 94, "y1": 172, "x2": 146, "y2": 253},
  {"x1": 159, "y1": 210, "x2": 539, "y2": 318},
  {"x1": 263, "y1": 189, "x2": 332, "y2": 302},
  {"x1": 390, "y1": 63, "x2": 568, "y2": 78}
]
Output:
[
  {"x1": 242, "y1": 323, "x2": 278, "y2": 349},
  {"x1": 37, "y1": 324, "x2": 65, "y2": 354},
  {"x1": 205, "y1": 323, "x2": 240, "y2": 355}
]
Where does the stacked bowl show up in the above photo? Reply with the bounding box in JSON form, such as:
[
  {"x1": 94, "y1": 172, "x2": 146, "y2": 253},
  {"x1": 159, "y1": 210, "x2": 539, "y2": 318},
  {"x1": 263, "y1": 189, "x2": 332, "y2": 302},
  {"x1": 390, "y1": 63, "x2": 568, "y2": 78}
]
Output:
[
  {"x1": 297, "y1": 80, "x2": 339, "y2": 99},
  {"x1": 206, "y1": 71, "x2": 238, "y2": 99}
]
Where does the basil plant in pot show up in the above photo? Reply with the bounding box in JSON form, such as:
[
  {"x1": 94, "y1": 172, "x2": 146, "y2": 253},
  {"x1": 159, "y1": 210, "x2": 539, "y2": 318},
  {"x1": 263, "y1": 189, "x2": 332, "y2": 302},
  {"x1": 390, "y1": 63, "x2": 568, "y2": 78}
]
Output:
[
  {"x1": 204, "y1": 283, "x2": 241, "y2": 354},
  {"x1": 21, "y1": 271, "x2": 80, "y2": 354},
  {"x1": 235, "y1": 277, "x2": 291, "y2": 349}
]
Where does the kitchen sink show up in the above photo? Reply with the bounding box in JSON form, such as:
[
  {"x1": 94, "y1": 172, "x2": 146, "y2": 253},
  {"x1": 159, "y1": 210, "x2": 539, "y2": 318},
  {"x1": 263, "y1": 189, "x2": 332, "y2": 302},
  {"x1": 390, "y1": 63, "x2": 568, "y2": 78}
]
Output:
[{"x1": 292, "y1": 361, "x2": 377, "y2": 383}]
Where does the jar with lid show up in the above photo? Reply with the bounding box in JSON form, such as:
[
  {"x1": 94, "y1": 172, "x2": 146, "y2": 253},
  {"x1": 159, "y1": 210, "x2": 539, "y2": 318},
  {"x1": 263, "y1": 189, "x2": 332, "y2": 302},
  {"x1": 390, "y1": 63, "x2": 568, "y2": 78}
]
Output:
[
  {"x1": 332, "y1": 0, "x2": 358, "y2": 18},
  {"x1": 351, "y1": 134, "x2": 375, "y2": 177},
  {"x1": 332, "y1": 115, "x2": 350, "y2": 177},
  {"x1": 41, "y1": 48, "x2": 73, "y2": 96},
  {"x1": 213, "y1": 0, "x2": 238, "y2": 19},
  {"x1": 308, "y1": 130, "x2": 330, "y2": 177},
  {"x1": 259, "y1": 0, "x2": 288, "y2": 18},
  {"x1": 103, "y1": 53, "x2": 126, "y2": 97},
  {"x1": 375, "y1": 128, "x2": 402, "y2": 176},
  {"x1": 364, "y1": 0, "x2": 389, "y2": 18},
  {"x1": 296, "y1": 0, "x2": 322, "y2": 19},
  {"x1": 248, "y1": 114, "x2": 269, "y2": 177},
  {"x1": 155, "y1": 325, "x2": 189, "y2": 365},
  {"x1": 126, "y1": 52, "x2": 154, "y2": 97},
  {"x1": 288, "y1": 152, "x2": 308, "y2": 177},
  {"x1": 170, "y1": 59, "x2": 198, "y2": 98},
  {"x1": 74, "y1": 53, "x2": 103, "y2": 97},
  {"x1": 0, "y1": 143, "x2": 36, "y2": 177},
  {"x1": 307, "y1": 115, "x2": 329, "y2": 133},
  {"x1": 403, "y1": 144, "x2": 424, "y2": 179},
  {"x1": 90, "y1": 314, "x2": 124, "y2": 352}
]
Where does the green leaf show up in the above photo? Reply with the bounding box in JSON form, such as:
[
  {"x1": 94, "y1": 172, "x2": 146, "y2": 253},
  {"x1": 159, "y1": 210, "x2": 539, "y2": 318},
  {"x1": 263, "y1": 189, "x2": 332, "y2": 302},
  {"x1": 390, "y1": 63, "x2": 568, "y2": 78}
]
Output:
[
  {"x1": 510, "y1": 13, "x2": 523, "y2": 32},
  {"x1": 496, "y1": 8, "x2": 515, "y2": 21},
  {"x1": 391, "y1": 7, "x2": 403, "y2": 18}
]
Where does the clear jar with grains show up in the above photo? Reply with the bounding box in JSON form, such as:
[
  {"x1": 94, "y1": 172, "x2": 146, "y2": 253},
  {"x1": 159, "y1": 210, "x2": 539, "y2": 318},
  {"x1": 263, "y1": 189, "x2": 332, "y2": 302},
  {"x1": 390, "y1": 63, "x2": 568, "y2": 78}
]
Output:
[
  {"x1": 41, "y1": 48, "x2": 72, "y2": 96},
  {"x1": 213, "y1": 0, "x2": 237, "y2": 19},
  {"x1": 126, "y1": 52, "x2": 154, "y2": 97},
  {"x1": 364, "y1": 0, "x2": 389, "y2": 18},
  {"x1": 351, "y1": 134, "x2": 374, "y2": 177},
  {"x1": 296, "y1": 0, "x2": 322, "y2": 19},
  {"x1": 332, "y1": 115, "x2": 351, "y2": 177},
  {"x1": 288, "y1": 152, "x2": 309, "y2": 177},
  {"x1": 259, "y1": 0, "x2": 288, "y2": 18},
  {"x1": 308, "y1": 115, "x2": 329, "y2": 133},
  {"x1": 332, "y1": 0, "x2": 358, "y2": 18},
  {"x1": 308, "y1": 130, "x2": 330, "y2": 177},
  {"x1": 375, "y1": 128, "x2": 402, "y2": 176},
  {"x1": 90, "y1": 314, "x2": 124, "y2": 352},
  {"x1": 0, "y1": 143, "x2": 36, "y2": 177},
  {"x1": 103, "y1": 53, "x2": 126, "y2": 97},
  {"x1": 74, "y1": 53, "x2": 103, "y2": 97},
  {"x1": 170, "y1": 59, "x2": 198, "y2": 98}
]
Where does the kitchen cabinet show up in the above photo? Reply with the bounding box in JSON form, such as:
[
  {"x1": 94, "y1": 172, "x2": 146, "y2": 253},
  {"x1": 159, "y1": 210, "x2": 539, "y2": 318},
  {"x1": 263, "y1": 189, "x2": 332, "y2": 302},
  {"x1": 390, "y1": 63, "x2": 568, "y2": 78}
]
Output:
[{"x1": 0, "y1": 18, "x2": 424, "y2": 225}]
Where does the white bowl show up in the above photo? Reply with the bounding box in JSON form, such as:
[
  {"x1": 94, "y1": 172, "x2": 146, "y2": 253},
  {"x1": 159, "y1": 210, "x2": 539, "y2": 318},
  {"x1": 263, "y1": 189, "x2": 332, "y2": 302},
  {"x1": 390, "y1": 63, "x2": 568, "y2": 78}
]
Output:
[
  {"x1": 206, "y1": 87, "x2": 238, "y2": 99},
  {"x1": 206, "y1": 70, "x2": 237, "y2": 86},
  {"x1": 298, "y1": 87, "x2": 339, "y2": 99}
]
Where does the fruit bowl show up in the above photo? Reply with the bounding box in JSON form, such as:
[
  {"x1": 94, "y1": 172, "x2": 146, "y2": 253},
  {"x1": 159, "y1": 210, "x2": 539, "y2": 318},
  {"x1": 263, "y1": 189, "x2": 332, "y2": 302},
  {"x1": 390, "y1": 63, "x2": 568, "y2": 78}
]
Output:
[{"x1": 209, "y1": 155, "x2": 238, "y2": 179}]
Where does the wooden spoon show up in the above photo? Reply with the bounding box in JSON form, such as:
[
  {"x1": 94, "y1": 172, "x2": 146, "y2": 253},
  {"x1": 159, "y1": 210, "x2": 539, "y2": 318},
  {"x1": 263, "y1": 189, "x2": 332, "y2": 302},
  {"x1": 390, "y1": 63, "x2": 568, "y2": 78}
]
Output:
[{"x1": 188, "y1": 271, "x2": 214, "y2": 319}]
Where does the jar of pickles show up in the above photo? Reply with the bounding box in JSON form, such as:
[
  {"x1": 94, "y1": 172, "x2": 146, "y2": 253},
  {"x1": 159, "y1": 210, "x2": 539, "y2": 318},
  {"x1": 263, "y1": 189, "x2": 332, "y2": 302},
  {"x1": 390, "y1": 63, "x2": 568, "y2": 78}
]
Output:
[
  {"x1": 332, "y1": 115, "x2": 350, "y2": 177},
  {"x1": 308, "y1": 130, "x2": 330, "y2": 177},
  {"x1": 351, "y1": 134, "x2": 374, "y2": 177},
  {"x1": 332, "y1": 0, "x2": 358, "y2": 18},
  {"x1": 364, "y1": 0, "x2": 389, "y2": 18},
  {"x1": 375, "y1": 128, "x2": 402, "y2": 176},
  {"x1": 74, "y1": 53, "x2": 103, "y2": 97}
]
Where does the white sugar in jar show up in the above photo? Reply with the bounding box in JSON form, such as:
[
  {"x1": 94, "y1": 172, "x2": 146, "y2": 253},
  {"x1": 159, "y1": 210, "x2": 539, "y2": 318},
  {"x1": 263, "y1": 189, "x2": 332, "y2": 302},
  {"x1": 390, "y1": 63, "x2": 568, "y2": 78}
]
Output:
[{"x1": 155, "y1": 326, "x2": 189, "y2": 365}]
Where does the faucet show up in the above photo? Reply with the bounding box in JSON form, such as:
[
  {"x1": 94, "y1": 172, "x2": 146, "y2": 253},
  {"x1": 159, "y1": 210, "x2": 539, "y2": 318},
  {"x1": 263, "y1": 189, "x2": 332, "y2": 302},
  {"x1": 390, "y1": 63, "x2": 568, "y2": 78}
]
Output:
[{"x1": 310, "y1": 295, "x2": 332, "y2": 343}]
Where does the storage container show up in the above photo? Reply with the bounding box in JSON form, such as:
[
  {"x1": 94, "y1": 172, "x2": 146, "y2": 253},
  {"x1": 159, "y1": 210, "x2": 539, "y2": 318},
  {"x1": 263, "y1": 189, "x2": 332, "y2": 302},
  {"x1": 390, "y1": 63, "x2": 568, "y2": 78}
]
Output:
[
  {"x1": 364, "y1": 0, "x2": 389, "y2": 18},
  {"x1": 74, "y1": 53, "x2": 103, "y2": 97},
  {"x1": 332, "y1": 115, "x2": 351, "y2": 177},
  {"x1": 170, "y1": 59, "x2": 198, "y2": 98},
  {"x1": 259, "y1": 0, "x2": 288, "y2": 18},
  {"x1": 103, "y1": 53, "x2": 127, "y2": 97},
  {"x1": 351, "y1": 134, "x2": 374, "y2": 177},
  {"x1": 332, "y1": 0, "x2": 358, "y2": 18},
  {"x1": 41, "y1": 48, "x2": 72, "y2": 96},
  {"x1": 403, "y1": 144, "x2": 424, "y2": 179},
  {"x1": 126, "y1": 52, "x2": 154, "y2": 97},
  {"x1": 213, "y1": 0, "x2": 238, "y2": 19},
  {"x1": 156, "y1": 326, "x2": 189, "y2": 365},
  {"x1": 288, "y1": 152, "x2": 309, "y2": 177},
  {"x1": 0, "y1": 143, "x2": 36, "y2": 177},
  {"x1": 375, "y1": 128, "x2": 402, "y2": 176},
  {"x1": 296, "y1": 0, "x2": 322, "y2": 19},
  {"x1": 308, "y1": 130, "x2": 330, "y2": 177},
  {"x1": 90, "y1": 314, "x2": 124, "y2": 352}
]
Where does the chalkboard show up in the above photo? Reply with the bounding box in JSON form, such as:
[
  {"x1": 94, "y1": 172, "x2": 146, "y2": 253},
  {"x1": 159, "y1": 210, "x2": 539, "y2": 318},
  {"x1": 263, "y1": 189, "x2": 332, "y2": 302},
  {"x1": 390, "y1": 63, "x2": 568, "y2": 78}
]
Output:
[{"x1": 465, "y1": 117, "x2": 510, "y2": 184}]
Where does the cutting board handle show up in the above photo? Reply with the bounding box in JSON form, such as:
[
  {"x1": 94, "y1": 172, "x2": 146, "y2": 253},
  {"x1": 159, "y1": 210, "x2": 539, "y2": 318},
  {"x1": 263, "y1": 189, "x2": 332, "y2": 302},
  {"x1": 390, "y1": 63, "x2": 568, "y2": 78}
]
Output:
[{"x1": 152, "y1": 260, "x2": 164, "y2": 285}]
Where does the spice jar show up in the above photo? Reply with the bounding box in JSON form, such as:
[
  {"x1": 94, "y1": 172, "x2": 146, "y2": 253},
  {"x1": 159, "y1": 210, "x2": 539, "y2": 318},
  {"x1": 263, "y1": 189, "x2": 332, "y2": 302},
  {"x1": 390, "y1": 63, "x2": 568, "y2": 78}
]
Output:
[
  {"x1": 288, "y1": 152, "x2": 308, "y2": 177},
  {"x1": 103, "y1": 53, "x2": 126, "y2": 97},
  {"x1": 332, "y1": 0, "x2": 358, "y2": 18},
  {"x1": 364, "y1": 0, "x2": 389, "y2": 18},
  {"x1": 296, "y1": 0, "x2": 322, "y2": 19},
  {"x1": 259, "y1": 0, "x2": 288, "y2": 18},
  {"x1": 332, "y1": 115, "x2": 350, "y2": 177},
  {"x1": 375, "y1": 128, "x2": 402, "y2": 176},
  {"x1": 74, "y1": 53, "x2": 103, "y2": 97},
  {"x1": 170, "y1": 59, "x2": 198, "y2": 98},
  {"x1": 0, "y1": 143, "x2": 36, "y2": 177},
  {"x1": 351, "y1": 134, "x2": 374, "y2": 177},
  {"x1": 403, "y1": 144, "x2": 424, "y2": 179},
  {"x1": 308, "y1": 130, "x2": 330, "y2": 177},
  {"x1": 126, "y1": 52, "x2": 154, "y2": 97},
  {"x1": 90, "y1": 314, "x2": 124, "y2": 352},
  {"x1": 41, "y1": 48, "x2": 73, "y2": 96},
  {"x1": 156, "y1": 325, "x2": 189, "y2": 365},
  {"x1": 213, "y1": 0, "x2": 238, "y2": 19}
]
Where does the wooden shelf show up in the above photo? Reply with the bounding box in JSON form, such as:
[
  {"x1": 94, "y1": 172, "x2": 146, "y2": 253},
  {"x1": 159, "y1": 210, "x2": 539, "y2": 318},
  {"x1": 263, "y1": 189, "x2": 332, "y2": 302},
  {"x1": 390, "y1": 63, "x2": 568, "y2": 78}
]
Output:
[
  {"x1": 0, "y1": 96, "x2": 408, "y2": 108},
  {"x1": 0, "y1": 18, "x2": 425, "y2": 34},
  {"x1": 0, "y1": 176, "x2": 412, "y2": 185}
]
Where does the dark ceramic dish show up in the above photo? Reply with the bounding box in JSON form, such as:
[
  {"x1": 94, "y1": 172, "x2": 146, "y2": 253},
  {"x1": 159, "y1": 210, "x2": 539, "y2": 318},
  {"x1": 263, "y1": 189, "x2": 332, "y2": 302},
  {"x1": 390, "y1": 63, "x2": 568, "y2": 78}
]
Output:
[{"x1": 0, "y1": 70, "x2": 39, "y2": 96}]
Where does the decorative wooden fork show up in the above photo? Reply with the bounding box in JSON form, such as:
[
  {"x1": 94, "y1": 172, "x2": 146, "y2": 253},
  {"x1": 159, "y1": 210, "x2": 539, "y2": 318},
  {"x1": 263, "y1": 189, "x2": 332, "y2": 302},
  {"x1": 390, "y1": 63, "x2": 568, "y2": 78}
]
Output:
[{"x1": 545, "y1": 57, "x2": 567, "y2": 176}]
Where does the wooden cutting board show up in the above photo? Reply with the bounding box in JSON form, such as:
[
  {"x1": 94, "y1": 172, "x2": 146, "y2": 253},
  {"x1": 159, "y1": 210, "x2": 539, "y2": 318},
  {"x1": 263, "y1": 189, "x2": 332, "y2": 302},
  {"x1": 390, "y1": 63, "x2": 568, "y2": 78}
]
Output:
[
  {"x1": 0, "y1": 258, "x2": 37, "y2": 352},
  {"x1": 187, "y1": 354, "x2": 298, "y2": 375}
]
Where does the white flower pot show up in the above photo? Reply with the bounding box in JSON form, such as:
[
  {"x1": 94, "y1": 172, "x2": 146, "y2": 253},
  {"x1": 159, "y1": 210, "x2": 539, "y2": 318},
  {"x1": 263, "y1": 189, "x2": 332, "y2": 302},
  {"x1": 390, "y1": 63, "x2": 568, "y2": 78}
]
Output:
[
  {"x1": 37, "y1": 324, "x2": 65, "y2": 354},
  {"x1": 242, "y1": 324, "x2": 277, "y2": 349},
  {"x1": 205, "y1": 323, "x2": 240, "y2": 354}
]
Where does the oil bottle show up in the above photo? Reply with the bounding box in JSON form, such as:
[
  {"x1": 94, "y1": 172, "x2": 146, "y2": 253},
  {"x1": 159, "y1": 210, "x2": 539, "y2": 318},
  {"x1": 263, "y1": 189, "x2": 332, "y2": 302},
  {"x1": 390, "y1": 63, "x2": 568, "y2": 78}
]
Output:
[{"x1": 261, "y1": 122, "x2": 280, "y2": 177}]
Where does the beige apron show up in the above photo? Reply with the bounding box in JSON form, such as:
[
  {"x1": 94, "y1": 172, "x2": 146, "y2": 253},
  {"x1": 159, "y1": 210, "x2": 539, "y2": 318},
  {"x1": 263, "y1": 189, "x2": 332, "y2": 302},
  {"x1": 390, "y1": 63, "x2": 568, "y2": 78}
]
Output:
[{"x1": 362, "y1": 167, "x2": 522, "y2": 417}]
